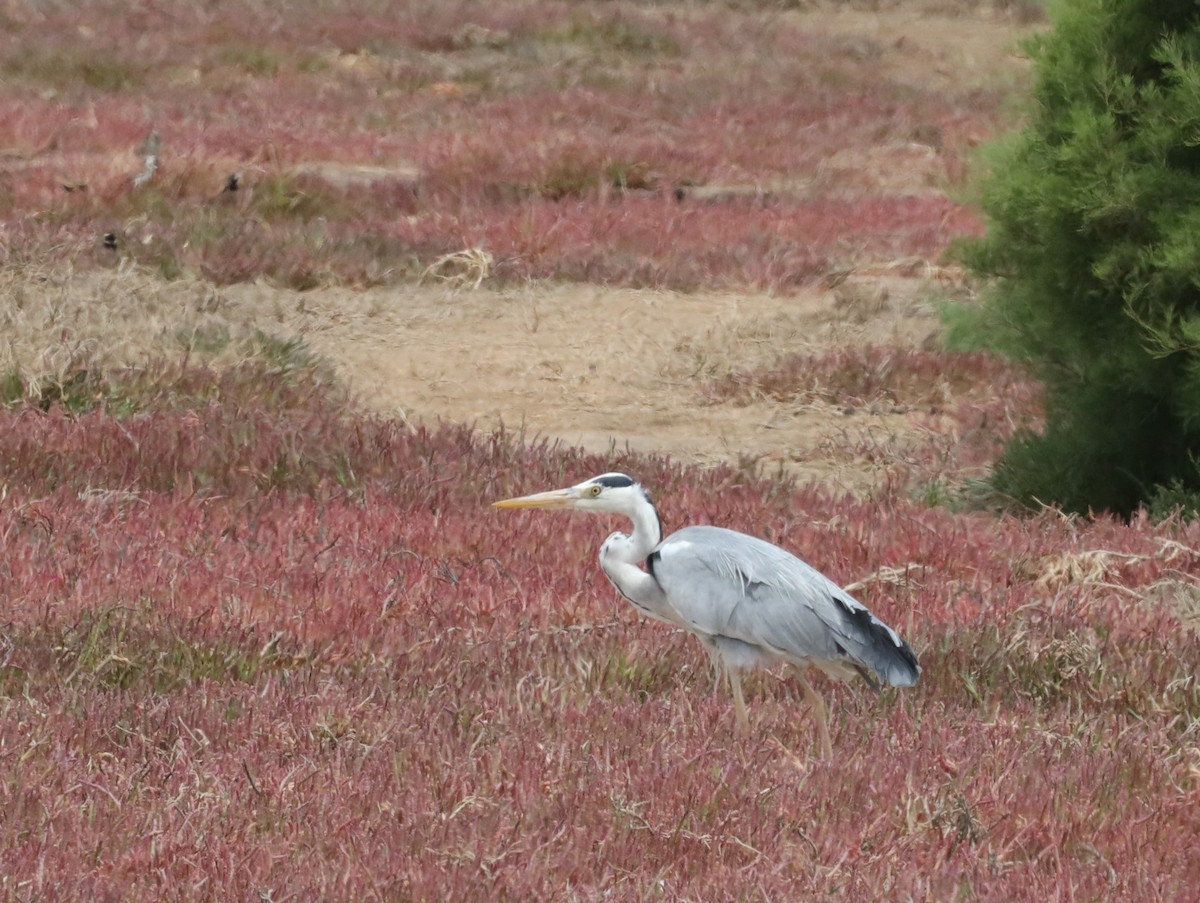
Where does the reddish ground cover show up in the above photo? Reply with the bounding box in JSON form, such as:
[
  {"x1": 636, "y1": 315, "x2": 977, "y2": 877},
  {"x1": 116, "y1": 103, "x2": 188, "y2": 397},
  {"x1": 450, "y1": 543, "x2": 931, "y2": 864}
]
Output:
[
  {"x1": 1, "y1": 0, "x2": 992, "y2": 290},
  {"x1": 1, "y1": 367, "x2": 1198, "y2": 899},
  {"x1": 4, "y1": 1, "x2": 1197, "y2": 899}
]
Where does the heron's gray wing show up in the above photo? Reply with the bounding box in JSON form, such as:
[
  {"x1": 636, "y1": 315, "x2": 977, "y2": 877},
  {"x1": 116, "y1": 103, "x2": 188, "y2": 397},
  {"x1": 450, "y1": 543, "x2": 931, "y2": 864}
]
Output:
[{"x1": 648, "y1": 525, "x2": 919, "y2": 686}]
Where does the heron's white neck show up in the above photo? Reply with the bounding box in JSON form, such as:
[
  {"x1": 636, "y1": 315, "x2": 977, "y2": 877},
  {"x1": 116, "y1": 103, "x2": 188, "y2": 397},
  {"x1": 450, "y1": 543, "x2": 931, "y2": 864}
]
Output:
[
  {"x1": 611, "y1": 491, "x2": 662, "y2": 564},
  {"x1": 598, "y1": 492, "x2": 680, "y2": 625}
]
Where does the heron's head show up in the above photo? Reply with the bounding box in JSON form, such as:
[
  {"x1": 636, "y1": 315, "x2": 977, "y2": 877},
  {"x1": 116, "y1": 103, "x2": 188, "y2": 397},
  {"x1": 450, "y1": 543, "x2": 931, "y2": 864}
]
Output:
[{"x1": 493, "y1": 472, "x2": 647, "y2": 516}]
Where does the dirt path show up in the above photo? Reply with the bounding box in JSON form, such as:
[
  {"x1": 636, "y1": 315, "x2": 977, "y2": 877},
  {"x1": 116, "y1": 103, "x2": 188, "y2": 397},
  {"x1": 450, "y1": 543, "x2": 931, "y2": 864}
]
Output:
[
  {"x1": 5, "y1": 263, "x2": 959, "y2": 493},
  {"x1": 274, "y1": 275, "x2": 951, "y2": 490}
]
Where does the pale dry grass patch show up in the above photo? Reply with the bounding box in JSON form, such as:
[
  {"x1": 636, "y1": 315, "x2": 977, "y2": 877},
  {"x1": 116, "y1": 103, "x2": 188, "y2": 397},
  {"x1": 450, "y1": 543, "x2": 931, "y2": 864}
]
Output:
[
  {"x1": 1143, "y1": 579, "x2": 1200, "y2": 626},
  {"x1": 1036, "y1": 537, "x2": 1197, "y2": 592},
  {"x1": 0, "y1": 263, "x2": 267, "y2": 398},
  {"x1": 1031, "y1": 536, "x2": 1200, "y2": 630},
  {"x1": 1034, "y1": 548, "x2": 1151, "y2": 593},
  {"x1": 419, "y1": 248, "x2": 494, "y2": 289},
  {"x1": 843, "y1": 562, "x2": 926, "y2": 594}
]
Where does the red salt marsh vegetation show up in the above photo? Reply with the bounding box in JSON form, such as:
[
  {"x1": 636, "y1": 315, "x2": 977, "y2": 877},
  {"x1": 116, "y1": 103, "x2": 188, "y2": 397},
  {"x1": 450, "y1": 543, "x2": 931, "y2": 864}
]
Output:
[
  {"x1": 3, "y1": 0, "x2": 1199, "y2": 899},
  {"x1": 1, "y1": 0, "x2": 996, "y2": 290},
  {"x1": 1, "y1": 363, "x2": 1199, "y2": 899}
]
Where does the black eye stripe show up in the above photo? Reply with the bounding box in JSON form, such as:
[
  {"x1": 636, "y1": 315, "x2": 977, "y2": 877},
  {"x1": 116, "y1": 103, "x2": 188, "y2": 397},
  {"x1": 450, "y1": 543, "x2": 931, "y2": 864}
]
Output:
[{"x1": 594, "y1": 474, "x2": 635, "y2": 489}]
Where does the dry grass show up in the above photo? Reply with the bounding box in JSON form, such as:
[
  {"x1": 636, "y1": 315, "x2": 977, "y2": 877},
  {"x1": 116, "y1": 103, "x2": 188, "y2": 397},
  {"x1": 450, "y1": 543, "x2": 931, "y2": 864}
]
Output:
[
  {"x1": 702, "y1": 342, "x2": 1044, "y2": 505},
  {"x1": 419, "y1": 248, "x2": 494, "y2": 289},
  {"x1": 0, "y1": 264, "x2": 271, "y2": 399}
]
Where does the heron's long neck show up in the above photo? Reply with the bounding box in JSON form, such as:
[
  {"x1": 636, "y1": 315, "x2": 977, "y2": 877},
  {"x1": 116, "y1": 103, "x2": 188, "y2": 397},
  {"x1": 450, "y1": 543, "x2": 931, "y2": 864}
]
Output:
[
  {"x1": 623, "y1": 493, "x2": 663, "y2": 564},
  {"x1": 600, "y1": 495, "x2": 679, "y2": 625}
]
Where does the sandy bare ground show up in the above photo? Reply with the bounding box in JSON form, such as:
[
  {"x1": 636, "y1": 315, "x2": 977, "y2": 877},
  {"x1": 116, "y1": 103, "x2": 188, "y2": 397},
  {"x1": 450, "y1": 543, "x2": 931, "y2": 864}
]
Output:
[
  {"x1": 280, "y1": 269, "x2": 960, "y2": 492},
  {"x1": 2, "y1": 260, "x2": 967, "y2": 493}
]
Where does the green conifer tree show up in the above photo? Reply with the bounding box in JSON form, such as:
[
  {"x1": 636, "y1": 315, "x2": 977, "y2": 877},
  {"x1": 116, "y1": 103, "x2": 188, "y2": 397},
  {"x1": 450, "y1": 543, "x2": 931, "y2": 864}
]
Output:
[{"x1": 951, "y1": 0, "x2": 1200, "y2": 516}]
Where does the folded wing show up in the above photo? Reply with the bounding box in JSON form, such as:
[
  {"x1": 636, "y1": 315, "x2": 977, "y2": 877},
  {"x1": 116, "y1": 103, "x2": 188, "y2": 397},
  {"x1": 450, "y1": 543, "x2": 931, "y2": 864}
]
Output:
[{"x1": 648, "y1": 525, "x2": 919, "y2": 686}]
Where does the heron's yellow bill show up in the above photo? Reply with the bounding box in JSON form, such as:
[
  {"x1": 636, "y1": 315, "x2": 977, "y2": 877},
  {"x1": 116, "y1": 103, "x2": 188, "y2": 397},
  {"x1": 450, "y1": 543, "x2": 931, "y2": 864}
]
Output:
[{"x1": 492, "y1": 487, "x2": 576, "y2": 509}]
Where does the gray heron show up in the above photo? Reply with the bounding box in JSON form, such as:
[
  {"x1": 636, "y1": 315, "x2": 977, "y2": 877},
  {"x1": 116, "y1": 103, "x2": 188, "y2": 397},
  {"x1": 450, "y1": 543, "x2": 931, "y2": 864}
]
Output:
[{"x1": 494, "y1": 472, "x2": 919, "y2": 755}]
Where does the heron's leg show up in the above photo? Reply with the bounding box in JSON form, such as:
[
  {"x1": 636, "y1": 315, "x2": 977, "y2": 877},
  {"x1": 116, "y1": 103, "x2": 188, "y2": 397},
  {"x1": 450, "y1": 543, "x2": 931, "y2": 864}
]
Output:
[
  {"x1": 791, "y1": 666, "x2": 832, "y2": 758},
  {"x1": 728, "y1": 668, "x2": 750, "y2": 731},
  {"x1": 698, "y1": 636, "x2": 724, "y2": 698}
]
